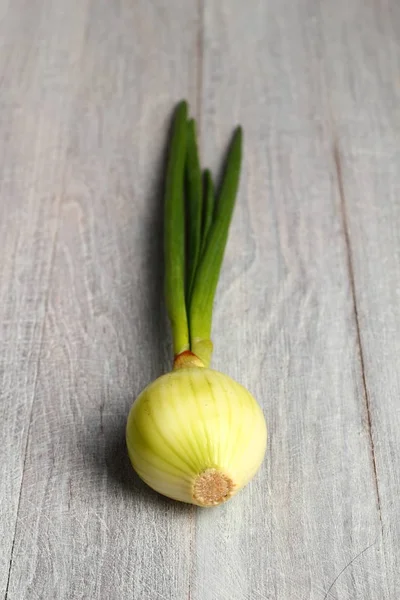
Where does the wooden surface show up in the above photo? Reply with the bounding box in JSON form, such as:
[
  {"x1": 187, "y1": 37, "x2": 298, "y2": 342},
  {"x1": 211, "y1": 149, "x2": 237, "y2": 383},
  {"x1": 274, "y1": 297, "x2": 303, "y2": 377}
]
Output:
[{"x1": 0, "y1": 0, "x2": 399, "y2": 598}]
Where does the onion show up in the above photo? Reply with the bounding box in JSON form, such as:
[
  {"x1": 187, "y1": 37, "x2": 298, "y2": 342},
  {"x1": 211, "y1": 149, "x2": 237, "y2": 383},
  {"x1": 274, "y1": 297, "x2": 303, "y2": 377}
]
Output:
[{"x1": 126, "y1": 102, "x2": 267, "y2": 506}]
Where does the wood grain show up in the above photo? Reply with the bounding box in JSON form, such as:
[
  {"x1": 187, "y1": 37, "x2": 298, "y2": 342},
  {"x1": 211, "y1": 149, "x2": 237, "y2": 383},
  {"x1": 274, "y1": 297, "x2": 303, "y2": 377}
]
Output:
[
  {"x1": 0, "y1": 0, "x2": 399, "y2": 598},
  {"x1": 192, "y1": 1, "x2": 387, "y2": 598},
  {"x1": 2, "y1": 0, "x2": 199, "y2": 598},
  {"x1": 0, "y1": 0, "x2": 90, "y2": 596},
  {"x1": 321, "y1": 0, "x2": 400, "y2": 596}
]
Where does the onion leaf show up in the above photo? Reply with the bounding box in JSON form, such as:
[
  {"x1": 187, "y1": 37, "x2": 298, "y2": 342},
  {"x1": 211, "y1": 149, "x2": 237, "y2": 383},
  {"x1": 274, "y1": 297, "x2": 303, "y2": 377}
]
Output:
[
  {"x1": 201, "y1": 169, "x2": 215, "y2": 256},
  {"x1": 164, "y1": 100, "x2": 190, "y2": 355},
  {"x1": 190, "y1": 127, "x2": 243, "y2": 361},
  {"x1": 186, "y1": 119, "x2": 203, "y2": 303}
]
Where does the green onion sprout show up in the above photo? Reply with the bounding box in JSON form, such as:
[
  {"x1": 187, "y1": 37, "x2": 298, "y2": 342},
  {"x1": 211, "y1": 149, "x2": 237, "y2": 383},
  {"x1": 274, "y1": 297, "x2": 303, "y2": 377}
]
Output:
[{"x1": 126, "y1": 101, "x2": 267, "y2": 507}]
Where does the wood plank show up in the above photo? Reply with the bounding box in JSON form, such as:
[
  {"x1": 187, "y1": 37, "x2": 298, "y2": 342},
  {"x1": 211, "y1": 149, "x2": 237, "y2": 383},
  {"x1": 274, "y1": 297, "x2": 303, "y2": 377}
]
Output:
[
  {"x1": 3, "y1": 0, "x2": 398, "y2": 598},
  {"x1": 0, "y1": 0, "x2": 90, "y2": 596},
  {"x1": 192, "y1": 1, "x2": 388, "y2": 598},
  {"x1": 321, "y1": 0, "x2": 400, "y2": 596},
  {"x1": 4, "y1": 1, "x2": 199, "y2": 598}
]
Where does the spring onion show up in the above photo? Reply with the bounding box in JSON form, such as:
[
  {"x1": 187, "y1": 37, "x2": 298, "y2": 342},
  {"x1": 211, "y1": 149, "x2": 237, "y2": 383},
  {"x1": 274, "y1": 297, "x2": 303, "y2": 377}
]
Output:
[{"x1": 126, "y1": 101, "x2": 267, "y2": 507}]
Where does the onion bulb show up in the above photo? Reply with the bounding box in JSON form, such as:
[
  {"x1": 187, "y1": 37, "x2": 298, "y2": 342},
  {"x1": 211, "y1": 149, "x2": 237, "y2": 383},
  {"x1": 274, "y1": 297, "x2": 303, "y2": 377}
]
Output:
[{"x1": 126, "y1": 102, "x2": 267, "y2": 506}]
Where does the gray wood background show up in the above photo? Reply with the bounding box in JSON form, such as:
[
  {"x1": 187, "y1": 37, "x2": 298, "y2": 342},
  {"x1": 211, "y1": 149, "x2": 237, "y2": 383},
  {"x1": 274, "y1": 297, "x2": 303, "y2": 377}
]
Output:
[{"x1": 0, "y1": 0, "x2": 399, "y2": 598}]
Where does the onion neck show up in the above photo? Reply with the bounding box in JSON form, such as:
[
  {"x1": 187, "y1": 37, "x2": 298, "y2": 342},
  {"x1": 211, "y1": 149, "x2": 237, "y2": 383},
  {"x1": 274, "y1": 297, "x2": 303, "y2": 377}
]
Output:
[
  {"x1": 190, "y1": 337, "x2": 213, "y2": 368},
  {"x1": 173, "y1": 350, "x2": 205, "y2": 370}
]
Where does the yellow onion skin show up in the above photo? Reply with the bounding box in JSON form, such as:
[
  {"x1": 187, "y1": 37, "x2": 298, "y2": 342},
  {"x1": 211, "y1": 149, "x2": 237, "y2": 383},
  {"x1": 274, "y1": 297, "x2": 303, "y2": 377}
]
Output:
[{"x1": 126, "y1": 367, "x2": 267, "y2": 507}]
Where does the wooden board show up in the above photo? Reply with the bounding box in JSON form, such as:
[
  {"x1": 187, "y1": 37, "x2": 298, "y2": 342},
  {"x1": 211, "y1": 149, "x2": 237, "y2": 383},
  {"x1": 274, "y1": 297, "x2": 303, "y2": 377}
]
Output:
[
  {"x1": 0, "y1": 0, "x2": 90, "y2": 595},
  {"x1": 1, "y1": 0, "x2": 198, "y2": 598},
  {"x1": 321, "y1": 0, "x2": 400, "y2": 596},
  {"x1": 0, "y1": 0, "x2": 399, "y2": 598},
  {"x1": 193, "y1": 1, "x2": 387, "y2": 598}
]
